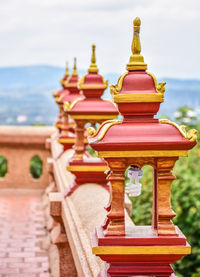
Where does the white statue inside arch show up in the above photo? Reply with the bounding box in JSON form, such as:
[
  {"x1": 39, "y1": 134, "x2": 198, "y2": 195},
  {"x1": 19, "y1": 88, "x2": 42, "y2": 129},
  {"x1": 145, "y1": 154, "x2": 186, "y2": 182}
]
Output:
[{"x1": 125, "y1": 166, "x2": 142, "y2": 197}]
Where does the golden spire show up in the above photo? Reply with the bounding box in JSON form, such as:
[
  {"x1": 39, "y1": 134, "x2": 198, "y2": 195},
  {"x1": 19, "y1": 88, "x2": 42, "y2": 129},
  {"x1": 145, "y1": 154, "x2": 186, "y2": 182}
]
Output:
[
  {"x1": 126, "y1": 17, "x2": 147, "y2": 71},
  {"x1": 65, "y1": 61, "x2": 69, "y2": 76},
  {"x1": 72, "y1": 57, "x2": 78, "y2": 76},
  {"x1": 88, "y1": 44, "x2": 99, "y2": 73}
]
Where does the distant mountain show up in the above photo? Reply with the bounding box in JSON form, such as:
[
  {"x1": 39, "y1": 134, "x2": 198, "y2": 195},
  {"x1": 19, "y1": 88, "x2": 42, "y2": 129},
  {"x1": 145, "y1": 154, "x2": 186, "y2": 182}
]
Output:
[
  {"x1": 0, "y1": 65, "x2": 199, "y2": 125},
  {"x1": 0, "y1": 65, "x2": 70, "y2": 89}
]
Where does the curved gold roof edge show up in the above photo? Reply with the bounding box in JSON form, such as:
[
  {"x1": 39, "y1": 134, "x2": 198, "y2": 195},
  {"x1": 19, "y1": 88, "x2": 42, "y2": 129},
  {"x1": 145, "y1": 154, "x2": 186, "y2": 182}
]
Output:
[
  {"x1": 147, "y1": 72, "x2": 166, "y2": 95},
  {"x1": 110, "y1": 72, "x2": 128, "y2": 95},
  {"x1": 159, "y1": 119, "x2": 197, "y2": 142},
  {"x1": 88, "y1": 120, "x2": 122, "y2": 142},
  {"x1": 79, "y1": 73, "x2": 108, "y2": 90},
  {"x1": 67, "y1": 98, "x2": 83, "y2": 112},
  {"x1": 88, "y1": 119, "x2": 117, "y2": 139}
]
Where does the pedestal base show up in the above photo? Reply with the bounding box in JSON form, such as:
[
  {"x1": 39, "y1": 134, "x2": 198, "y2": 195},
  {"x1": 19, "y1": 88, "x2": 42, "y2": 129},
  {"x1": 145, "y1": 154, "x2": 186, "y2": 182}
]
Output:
[
  {"x1": 54, "y1": 121, "x2": 63, "y2": 133},
  {"x1": 66, "y1": 158, "x2": 109, "y2": 196},
  {"x1": 91, "y1": 226, "x2": 190, "y2": 277},
  {"x1": 57, "y1": 135, "x2": 75, "y2": 151},
  {"x1": 99, "y1": 268, "x2": 178, "y2": 277}
]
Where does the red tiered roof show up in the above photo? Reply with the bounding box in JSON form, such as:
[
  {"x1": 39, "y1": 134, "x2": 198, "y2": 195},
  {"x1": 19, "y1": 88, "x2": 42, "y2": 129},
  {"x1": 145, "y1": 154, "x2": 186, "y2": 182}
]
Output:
[
  {"x1": 67, "y1": 45, "x2": 118, "y2": 119},
  {"x1": 88, "y1": 18, "x2": 197, "y2": 156},
  {"x1": 53, "y1": 63, "x2": 70, "y2": 99},
  {"x1": 57, "y1": 57, "x2": 84, "y2": 106}
]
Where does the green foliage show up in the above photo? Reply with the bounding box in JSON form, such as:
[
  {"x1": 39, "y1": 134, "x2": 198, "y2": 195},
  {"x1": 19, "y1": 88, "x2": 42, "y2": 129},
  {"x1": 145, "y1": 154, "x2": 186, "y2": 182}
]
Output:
[
  {"x1": 0, "y1": 156, "x2": 8, "y2": 177},
  {"x1": 172, "y1": 144, "x2": 200, "y2": 276},
  {"x1": 87, "y1": 145, "x2": 98, "y2": 158},
  {"x1": 129, "y1": 165, "x2": 153, "y2": 225},
  {"x1": 29, "y1": 155, "x2": 43, "y2": 179},
  {"x1": 174, "y1": 106, "x2": 198, "y2": 129}
]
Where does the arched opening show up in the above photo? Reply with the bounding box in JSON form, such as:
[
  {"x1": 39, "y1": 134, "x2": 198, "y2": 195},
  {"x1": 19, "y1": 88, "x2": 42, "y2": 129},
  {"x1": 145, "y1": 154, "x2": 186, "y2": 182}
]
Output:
[
  {"x1": 0, "y1": 156, "x2": 8, "y2": 177},
  {"x1": 30, "y1": 155, "x2": 43, "y2": 179},
  {"x1": 125, "y1": 165, "x2": 153, "y2": 226}
]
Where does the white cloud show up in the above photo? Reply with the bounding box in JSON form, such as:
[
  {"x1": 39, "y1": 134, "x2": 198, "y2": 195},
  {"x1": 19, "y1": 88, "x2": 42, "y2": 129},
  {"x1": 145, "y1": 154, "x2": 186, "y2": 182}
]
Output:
[
  {"x1": 0, "y1": 0, "x2": 200, "y2": 78},
  {"x1": 17, "y1": 115, "x2": 27, "y2": 123}
]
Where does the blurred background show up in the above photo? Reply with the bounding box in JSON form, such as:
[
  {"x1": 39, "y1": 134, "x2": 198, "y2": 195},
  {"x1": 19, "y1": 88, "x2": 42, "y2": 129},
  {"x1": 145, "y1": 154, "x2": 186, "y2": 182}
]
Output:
[{"x1": 0, "y1": 0, "x2": 200, "y2": 276}]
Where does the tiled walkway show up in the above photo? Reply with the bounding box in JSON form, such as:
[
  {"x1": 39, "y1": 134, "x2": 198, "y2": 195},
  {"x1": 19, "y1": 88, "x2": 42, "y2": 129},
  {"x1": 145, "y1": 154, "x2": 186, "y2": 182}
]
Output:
[{"x1": 0, "y1": 193, "x2": 50, "y2": 277}]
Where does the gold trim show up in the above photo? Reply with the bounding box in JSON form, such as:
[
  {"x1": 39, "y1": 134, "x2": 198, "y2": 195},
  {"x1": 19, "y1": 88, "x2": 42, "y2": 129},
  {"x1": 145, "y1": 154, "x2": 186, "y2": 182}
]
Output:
[
  {"x1": 55, "y1": 123, "x2": 62, "y2": 128},
  {"x1": 92, "y1": 245, "x2": 190, "y2": 255},
  {"x1": 87, "y1": 120, "x2": 116, "y2": 138},
  {"x1": 80, "y1": 83, "x2": 108, "y2": 90},
  {"x1": 113, "y1": 93, "x2": 164, "y2": 103},
  {"x1": 78, "y1": 73, "x2": 108, "y2": 90},
  {"x1": 147, "y1": 72, "x2": 166, "y2": 95},
  {"x1": 60, "y1": 76, "x2": 69, "y2": 86},
  {"x1": 70, "y1": 114, "x2": 118, "y2": 120},
  {"x1": 147, "y1": 72, "x2": 158, "y2": 88},
  {"x1": 63, "y1": 81, "x2": 78, "y2": 88},
  {"x1": 57, "y1": 138, "x2": 75, "y2": 144},
  {"x1": 52, "y1": 90, "x2": 59, "y2": 97},
  {"x1": 58, "y1": 138, "x2": 87, "y2": 144},
  {"x1": 63, "y1": 102, "x2": 70, "y2": 112},
  {"x1": 110, "y1": 72, "x2": 166, "y2": 99},
  {"x1": 88, "y1": 44, "x2": 99, "y2": 73},
  {"x1": 78, "y1": 74, "x2": 86, "y2": 88},
  {"x1": 88, "y1": 120, "x2": 122, "y2": 142},
  {"x1": 110, "y1": 73, "x2": 128, "y2": 95},
  {"x1": 69, "y1": 98, "x2": 83, "y2": 110},
  {"x1": 67, "y1": 165, "x2": 108, "y2": 172},
  {"x1": 72, "y1": 57, "x2": 78, "y2": 76},
  {"x1": 65, "y1": 61, "x2": 69, "y2": 76},
  {"x1": 159, "y1": 119, "x2": 197, "y2": 142},
  {"x1": 98, "y1": 150, "x2": 188, "y2": 158},
  {"x1": 88, "y1": 127, "x2": 96, "y2": 137},
  {"x1": 63, "y1": 98, "x2": 83, "y2": 112},
  {"x1": 126, "y1": 17, "x2": 147, "y2": 71},
  {"x1": 55, "y1": 96, "x2": 61, "y2": 103},
  {"x1": 56, "y1": 95, "x2": 66, "y2": 104}
]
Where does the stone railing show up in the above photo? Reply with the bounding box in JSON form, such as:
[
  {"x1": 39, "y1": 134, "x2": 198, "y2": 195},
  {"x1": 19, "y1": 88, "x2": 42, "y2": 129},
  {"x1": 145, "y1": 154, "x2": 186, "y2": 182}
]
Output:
[
  {"x1": 0, "y1": 125, "x2": 133, "y2": 276},
  {"x1": 0, "y1": 126, "x2": 55, "y2": 190},
  {"x1": 45, "y1": 135, "x2": 133, "y2": 277}
]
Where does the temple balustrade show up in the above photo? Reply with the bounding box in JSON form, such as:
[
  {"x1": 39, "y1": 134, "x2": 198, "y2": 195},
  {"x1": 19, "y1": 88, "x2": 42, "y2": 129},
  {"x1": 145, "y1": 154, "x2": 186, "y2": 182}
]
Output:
[
  {"x1": 45, "y1": 135, "x2": 133, "y2": 277},
  {"x1": 0, "y1": 125, "x2": 132, "y2": 276}
]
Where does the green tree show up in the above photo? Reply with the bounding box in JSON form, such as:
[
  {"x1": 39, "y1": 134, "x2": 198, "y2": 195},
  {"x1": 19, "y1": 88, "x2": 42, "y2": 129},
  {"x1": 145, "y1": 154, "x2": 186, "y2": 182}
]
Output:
[
  {"x1": 30, "y1": 155, "x2": 43, "y2": 179},
  {"x1": 174, "y1": 106, "x2": 198, "y2": 129},
  {"x1": 0, "y1": 156, "x2": 8, "y2": 177}
]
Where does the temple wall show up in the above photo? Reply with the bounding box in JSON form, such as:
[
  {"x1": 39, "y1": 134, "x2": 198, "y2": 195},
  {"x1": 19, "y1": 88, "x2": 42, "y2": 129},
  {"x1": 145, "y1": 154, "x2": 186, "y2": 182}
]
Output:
[{"x1": 0, "y1": 126, "x2": 55, "y2": 189}]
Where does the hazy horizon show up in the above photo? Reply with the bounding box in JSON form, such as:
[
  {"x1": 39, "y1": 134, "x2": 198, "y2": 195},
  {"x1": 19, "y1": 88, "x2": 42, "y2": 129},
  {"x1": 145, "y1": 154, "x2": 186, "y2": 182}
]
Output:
[{"x1": 0, "y1": 64, "x2": 200, "y2": 81}]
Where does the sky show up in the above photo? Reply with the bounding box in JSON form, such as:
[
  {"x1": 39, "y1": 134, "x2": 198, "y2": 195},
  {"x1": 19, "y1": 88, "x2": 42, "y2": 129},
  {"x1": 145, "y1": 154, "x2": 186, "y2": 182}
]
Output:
[{"x1": 0, "y1": 0, "x2": 200, "y2": 78}]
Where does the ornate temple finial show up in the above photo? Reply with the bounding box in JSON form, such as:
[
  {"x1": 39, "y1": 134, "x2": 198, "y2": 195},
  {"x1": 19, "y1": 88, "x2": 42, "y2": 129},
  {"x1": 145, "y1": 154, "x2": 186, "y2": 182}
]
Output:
[
  {"x1": 88, "y1": 44, "x2": 99, "y2": 73},
  {"x1": 65, "y1": 61, "x2": 69, "y2": 76},
  {"x1": 132, "y1": 17, "x2": 141, "y2": 55},
  {"x1": 126, "y1": 17, "x2": 147, "y2": 71},
  {"x1": 72, "y1": 57, "x2": 78, "y2": 76}
]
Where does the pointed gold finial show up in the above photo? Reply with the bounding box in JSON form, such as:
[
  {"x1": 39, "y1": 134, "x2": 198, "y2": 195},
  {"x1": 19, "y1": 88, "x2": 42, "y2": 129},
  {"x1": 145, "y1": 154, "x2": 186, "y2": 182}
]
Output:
[
  {"x1": 88, "y1": 44, "x2": 99, "y2": 73},
  {"x1": 72, "y1": 57, "x2": 78, "y2": 76},
  {"x1": 65, "y1": 61, "x2": 69, "y2": 76},
  {"x1": 126, "y1": 17, "x2": 147, "y2": 71}
]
